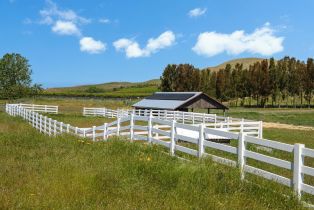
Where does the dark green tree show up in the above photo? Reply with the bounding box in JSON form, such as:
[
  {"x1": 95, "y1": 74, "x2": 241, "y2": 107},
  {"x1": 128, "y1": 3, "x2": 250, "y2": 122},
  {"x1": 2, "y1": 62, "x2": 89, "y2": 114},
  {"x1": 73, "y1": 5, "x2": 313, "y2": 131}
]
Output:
[{"x1": 0, "y1": 53, "x2": 34, "y2": 99}]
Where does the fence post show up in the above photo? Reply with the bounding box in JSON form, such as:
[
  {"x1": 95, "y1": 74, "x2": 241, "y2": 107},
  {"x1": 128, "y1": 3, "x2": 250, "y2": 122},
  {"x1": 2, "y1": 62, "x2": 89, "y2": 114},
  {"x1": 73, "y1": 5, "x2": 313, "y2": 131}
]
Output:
[
  {"x1": 148, "y1": 111, "x2": 153, "y2": 143},
  {"x1": 45, "y1": 105, "x2": 47, "y2": 113},
  {"x1": 75, "y1": 127, "x2": 78, "y2": 135},
  {"x1": 67, "y1": 124, "x2": 70, "y2": 133},
  {"x1": 103, "y1": 123, "x2": 108, "y2": 140},
  {"x1": 203, "y1": 113, "x2": 206, "y2": 124},
  {"x1": 238, "y1": 132, "x2": 246, "y2": 180},
  {"x1": 198, "y1": 124, "x2": 205, "y2": 158},
  {"x1": 170, "y1": 120, "x2": 176, "y2": 156},
  {"x1": 258, "y1": 121, "x2": 263, "y2": 138},
  {"x1": 92, "y1": 126, "x2": 96, "y2": 141},
  {"x1": 32, "y1": 112, "x2": 35, "y2": 127},
  {"x1": 293, "y1": 143, "x2": 305, "y2": 199},
  {"x1": 117, "y1": 117, "x2": 120, "y2": 136},
  {"x1": 240, "y1": 118, "x2": 244, "y2": 133},
  {"x1": 44, "y1": 116, "x2": 47, "y2": 134},
  {"x1": 60, "y1": 122, "x2": 63, "y2": 133},
  {"x1": 192, "y1": 114, "x2": 195, "y2": 124},
  {"x1": 39, "y1": 115, "x2": 42, "y2": 132},
  {"x1": 155, "y1": 124, "x2": 159, "y2": 139},
  {"x1": 48, "y1": 118, "x2": 52, "y2": 136},
  {"x1": 45, "y1": 116, "x2": 48, "y2": 134},
  {"x1": 130, "y1": 114, "x2": 134, "y2": 141},
  {"x1": 54, "y1": 120, "x2": 57, "y2": 136},
  {"x1": 182, "y1": 112, "x2": 185, "y2": 124}
]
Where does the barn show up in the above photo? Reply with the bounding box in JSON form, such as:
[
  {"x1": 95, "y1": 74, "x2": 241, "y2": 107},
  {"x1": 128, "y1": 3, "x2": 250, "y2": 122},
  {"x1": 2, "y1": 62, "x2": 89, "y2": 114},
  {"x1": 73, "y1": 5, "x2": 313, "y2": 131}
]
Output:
[{"x1": 132, "y1": 92, "x2": 228, "y2": 114}]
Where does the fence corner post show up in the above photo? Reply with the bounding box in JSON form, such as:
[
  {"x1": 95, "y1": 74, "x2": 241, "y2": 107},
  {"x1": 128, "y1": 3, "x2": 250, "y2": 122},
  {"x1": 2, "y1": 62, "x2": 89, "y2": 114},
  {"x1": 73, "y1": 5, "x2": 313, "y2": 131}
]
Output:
[
  {"x1": 293, "y1": 143, "x2": 305, "y2": 199},
  {"x1": 238, "y1": 132, "x2": 246, "y2": 180},
  {"x1": 198, "y1": 123, "x2": 205, "y2": 158},
  {"x1": 170, "y1": 120, "x2": 176, "y2": 156}
]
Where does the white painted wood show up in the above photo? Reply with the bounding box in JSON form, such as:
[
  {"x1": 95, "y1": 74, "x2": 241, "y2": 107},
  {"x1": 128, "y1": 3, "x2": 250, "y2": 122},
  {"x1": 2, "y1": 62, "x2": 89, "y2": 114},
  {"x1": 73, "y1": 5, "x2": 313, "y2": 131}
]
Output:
[
  {"x1": 245, "y1": 150, "x2": 292, "y2": 170},
  {"x1": 92, "y1": 126, "x2": 96, "y2": 141},
  {"x1": 198, "y1": 124, "x2": 204, "y2": 158},
  {"x1": 244, "y1": 135, "x2": 294, "y2": 152},
  {"x1": 301, "y1": 183, "x2": 314, "y2": 195},
  {"x1": 238, "y1": 132, "x2": 246, "y2": 180},
  {"x1": 302, "y1": 147, "x2": 314, "y2": 158},
  {"x1": 244, "y1": 165, "x2": 291, "y2": 187},
  {"x1": 170, "y1": 120, "x2": 176, "y2": 156},
  {"x1": 175, "y1": 145, "x2": 198, "y2": 157},
  {"x1": 293, "y1": 144, "x2": 304, "y2": 199},
  {"x1": 203, "y1": 140, "x2": 237, "y2": 154},
  {"x1": 152, "y1": 127, "x2": 170, "y2": 137},
  {"x1": 151, "y1": 137, "x2": 170, "y2": 148}
]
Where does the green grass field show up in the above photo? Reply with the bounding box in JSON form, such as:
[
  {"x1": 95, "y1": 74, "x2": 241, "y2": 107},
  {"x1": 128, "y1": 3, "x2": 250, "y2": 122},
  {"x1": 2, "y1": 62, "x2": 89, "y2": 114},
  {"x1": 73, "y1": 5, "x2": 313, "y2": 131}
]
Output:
[
  {"x1": 0, "y1": 112, "x2": 306, "y2": 209},
  {"x1": 2, "y1": 97, "x2": 314, "y2": 208}
]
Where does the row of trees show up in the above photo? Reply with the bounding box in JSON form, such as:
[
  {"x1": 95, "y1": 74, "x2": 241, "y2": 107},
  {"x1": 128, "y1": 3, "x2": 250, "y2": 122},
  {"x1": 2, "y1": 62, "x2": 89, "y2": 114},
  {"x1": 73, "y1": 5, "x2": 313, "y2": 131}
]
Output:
[
  {"x1": 160, "y1": 57, "x2": 314, "y2": 107},
  {"x1": 0, "y1": 53, "x2": 42, "y2": 99}
]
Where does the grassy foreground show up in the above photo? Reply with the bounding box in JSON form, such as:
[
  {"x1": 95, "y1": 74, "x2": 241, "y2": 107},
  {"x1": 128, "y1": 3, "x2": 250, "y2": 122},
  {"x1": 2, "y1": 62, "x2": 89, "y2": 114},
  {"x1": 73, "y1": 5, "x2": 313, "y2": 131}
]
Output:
[{"x1": 0, "y1": 112, "x2": 306, "y2": 209}]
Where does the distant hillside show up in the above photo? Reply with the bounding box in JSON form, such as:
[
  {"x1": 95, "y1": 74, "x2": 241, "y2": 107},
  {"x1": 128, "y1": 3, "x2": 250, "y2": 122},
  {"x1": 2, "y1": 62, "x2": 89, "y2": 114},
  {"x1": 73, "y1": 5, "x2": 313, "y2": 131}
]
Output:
[
  {"x1": 43, "y1": 79, "x2": 161, "y2": 98},
  {"x1": 204, "y1": 57, "x2": 265, "y2": 72},
  {"x1": 43, "y1": 58, "x2": 265, "y2": 98},
  {"x1": 46, "y1": 79, "x2": 160, "y2": 93}
]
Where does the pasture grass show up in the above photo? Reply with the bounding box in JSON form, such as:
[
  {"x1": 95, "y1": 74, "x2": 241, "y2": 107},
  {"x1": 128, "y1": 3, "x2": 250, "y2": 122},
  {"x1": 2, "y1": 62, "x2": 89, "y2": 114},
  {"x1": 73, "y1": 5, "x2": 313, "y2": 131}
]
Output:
[
  {"x1": 0, "y1": 111, "x2": 306, "y2": 209},
  {"x1": 209, "y1": 108, "x2": 314, "y2": 127}
]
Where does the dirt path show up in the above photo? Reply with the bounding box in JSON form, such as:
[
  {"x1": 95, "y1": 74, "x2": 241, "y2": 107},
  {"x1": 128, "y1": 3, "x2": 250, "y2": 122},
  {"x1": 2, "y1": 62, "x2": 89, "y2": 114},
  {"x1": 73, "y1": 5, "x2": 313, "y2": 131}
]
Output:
[{"x1": 263, "y1": 122, "x2": 314, "y2": 131}]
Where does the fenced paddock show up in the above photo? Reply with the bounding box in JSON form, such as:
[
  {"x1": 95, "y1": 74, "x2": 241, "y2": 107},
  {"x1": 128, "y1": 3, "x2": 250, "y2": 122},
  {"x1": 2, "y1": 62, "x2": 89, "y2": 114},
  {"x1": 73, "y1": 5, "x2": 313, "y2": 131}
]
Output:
[
  {"x1": 83, "y1": 107, "x2": 263, "y2": 138},
  {"x1": 16, "y1": 103, "x2": 58, "y2": 114},
  {"x1": 5, "y1": 103, "x2": 314, "y2": 204}
]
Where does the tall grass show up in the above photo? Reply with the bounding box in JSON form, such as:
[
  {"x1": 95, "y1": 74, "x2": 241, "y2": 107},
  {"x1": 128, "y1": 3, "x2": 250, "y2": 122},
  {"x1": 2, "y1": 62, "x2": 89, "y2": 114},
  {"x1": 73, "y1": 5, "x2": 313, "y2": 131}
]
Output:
[{"x1": 0, "y1": 112, "x2": 305, "y2": 209}]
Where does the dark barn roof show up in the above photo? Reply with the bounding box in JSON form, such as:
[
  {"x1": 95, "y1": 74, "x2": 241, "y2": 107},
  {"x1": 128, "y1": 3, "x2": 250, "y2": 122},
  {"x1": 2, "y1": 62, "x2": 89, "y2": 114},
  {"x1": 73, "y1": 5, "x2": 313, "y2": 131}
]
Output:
[{"x1": 132, "y1": 92, "x2": 228, "y2": 110}]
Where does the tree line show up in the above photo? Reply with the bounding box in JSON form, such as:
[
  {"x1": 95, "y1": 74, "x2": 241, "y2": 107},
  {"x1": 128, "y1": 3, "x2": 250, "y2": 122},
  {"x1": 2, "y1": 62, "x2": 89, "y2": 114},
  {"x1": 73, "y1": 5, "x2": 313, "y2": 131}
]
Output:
[
  {"x1": 0, "y1": 53, "x2": 42, "y2": 99},
  {"x1": 160, "y1": 57, "x2": 314, "y2": 107}
]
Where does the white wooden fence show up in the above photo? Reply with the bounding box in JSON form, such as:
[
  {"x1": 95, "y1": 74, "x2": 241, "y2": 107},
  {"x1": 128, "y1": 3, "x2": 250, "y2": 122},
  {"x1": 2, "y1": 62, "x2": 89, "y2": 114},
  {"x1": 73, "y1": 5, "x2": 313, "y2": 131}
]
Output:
[
  {"x1": 83, "y1": 107, "x2": 263, "y2": 138},
  {"x1": 16, "y1": 103, "x2": 58, "y2": 114},
  {"x1": 6, "y1": 104, "x2": 314, "y2": 202}
]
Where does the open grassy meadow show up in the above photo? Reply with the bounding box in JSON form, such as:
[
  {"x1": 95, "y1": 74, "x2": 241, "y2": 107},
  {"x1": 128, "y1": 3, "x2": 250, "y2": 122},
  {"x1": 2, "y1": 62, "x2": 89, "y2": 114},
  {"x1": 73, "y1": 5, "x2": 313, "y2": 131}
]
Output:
[
  {"x1": 1, "y1": 97, "x2": 314, "y2": 209},
  {"x1": 0, "y1": 111, "x2": 306, "y2": 209}
]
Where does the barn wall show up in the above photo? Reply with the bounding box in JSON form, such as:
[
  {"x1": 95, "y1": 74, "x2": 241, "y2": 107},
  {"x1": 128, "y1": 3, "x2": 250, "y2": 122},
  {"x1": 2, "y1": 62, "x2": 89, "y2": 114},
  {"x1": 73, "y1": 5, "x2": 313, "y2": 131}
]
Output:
[{"x1": 184, "y1": 98, "x2": 217, "y2": 109}]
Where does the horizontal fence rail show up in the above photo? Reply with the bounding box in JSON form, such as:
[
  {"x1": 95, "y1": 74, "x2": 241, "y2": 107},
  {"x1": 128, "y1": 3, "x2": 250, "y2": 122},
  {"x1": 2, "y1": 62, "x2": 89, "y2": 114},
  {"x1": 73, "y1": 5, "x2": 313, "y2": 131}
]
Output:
[
  {"x1": 83, "y1": 107, "x2": 263, "y2": 138},
  {"x1": 16, "y1": 103, "x2": 58, "y2": 114},
  {"x1": 6, "y1": 104, "x2": 314, "y2": 202}
]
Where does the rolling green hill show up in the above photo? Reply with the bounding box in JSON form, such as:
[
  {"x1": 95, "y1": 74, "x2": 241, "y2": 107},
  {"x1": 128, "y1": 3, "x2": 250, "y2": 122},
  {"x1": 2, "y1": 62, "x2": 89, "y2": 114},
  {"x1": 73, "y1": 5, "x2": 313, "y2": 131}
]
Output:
[
  {"x1": 43, "y1": 58, "x2": 265, "y2": 98},
  {"x1": 43, "y1": 79, "x2": 161, "y2": 98},
  {"x1": 204, "y1": 57, "x2": 265, "y2": 72}
]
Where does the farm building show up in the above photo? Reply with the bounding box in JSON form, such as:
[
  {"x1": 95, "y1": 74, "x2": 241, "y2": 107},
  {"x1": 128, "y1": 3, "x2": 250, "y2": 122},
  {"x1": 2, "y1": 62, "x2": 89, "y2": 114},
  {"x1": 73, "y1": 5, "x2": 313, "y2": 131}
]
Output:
[{"x1": 132, "y1": 92, "x2": 228, "y2": 113}]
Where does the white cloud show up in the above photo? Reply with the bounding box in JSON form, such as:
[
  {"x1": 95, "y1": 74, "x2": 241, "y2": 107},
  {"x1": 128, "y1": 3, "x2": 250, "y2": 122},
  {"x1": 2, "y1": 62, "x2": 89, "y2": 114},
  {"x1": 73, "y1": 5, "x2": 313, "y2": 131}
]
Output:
[
  {"x1": 188, "y1": 8, "x2": 207, "y2": 17},
  {"x1": 80, "y1": 37, "x2": 106, "y2": 54},
  {"x1": 40, "y1": 0, "x2": 90, "y2": 25},
  {"x1": 192, "y1": 23, "x2": 284, "y2": 57},
  {"x1": 99, "y1": 18, "x2": 110, "y2": 24},
  {"x1": 52, "y1": 20, "x2": 80, "y2": 36},
  {"x1": 113, "y1": 31, "x2": 176, "y2": 58}
]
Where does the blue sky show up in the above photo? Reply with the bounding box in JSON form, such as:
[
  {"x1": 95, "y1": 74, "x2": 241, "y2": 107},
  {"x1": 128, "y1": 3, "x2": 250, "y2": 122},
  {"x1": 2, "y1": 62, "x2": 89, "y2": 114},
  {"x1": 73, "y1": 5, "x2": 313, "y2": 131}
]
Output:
[{"x1": 0, "y1": 0, "x2": 314, "y2": 88}]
